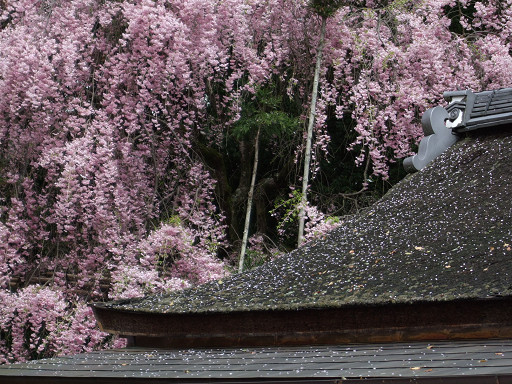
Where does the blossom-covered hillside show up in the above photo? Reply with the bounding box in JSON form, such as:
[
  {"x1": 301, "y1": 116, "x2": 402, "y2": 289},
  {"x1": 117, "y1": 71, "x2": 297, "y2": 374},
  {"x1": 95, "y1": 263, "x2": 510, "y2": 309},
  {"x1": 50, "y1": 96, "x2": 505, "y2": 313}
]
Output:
[{"x1": 1, "y1": 0, "x2": 512, "y2": 363}]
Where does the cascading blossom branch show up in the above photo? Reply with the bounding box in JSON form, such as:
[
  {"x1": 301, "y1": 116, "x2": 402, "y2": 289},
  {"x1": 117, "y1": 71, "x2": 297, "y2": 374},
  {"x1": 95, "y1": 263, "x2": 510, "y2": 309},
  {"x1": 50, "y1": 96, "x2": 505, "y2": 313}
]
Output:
[
  {"x1": 321, "y1": 0, "x2": 497, "y2": 179},
  {"x1": 0, "y1": 0, "x2": 235, "y2": 362}
]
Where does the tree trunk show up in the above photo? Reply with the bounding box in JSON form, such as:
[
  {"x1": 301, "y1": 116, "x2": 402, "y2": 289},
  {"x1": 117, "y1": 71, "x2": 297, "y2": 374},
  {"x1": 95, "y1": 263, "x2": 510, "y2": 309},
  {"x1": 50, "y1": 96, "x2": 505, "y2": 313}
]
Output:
[
  {"x1": 238, "y1": 127, "x2": 261, "y2": 273},
  {"x1": 297, "y1": 15, "x2": 327, "y2": 247}
]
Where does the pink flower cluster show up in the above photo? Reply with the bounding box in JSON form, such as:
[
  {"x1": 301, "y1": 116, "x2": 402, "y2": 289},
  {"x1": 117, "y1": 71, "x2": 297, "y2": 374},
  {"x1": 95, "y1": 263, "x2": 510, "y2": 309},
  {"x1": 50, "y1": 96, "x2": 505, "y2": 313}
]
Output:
[{"x1": 0, "y1": 286, "x2": 123, "y2": 364}]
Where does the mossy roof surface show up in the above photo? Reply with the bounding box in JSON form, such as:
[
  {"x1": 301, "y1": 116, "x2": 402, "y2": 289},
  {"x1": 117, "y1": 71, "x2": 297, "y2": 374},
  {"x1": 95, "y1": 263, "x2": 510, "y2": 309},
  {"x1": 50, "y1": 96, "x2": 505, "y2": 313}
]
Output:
[{"x1": 105, "y1": 131, "x2": 512, "y2": 314}]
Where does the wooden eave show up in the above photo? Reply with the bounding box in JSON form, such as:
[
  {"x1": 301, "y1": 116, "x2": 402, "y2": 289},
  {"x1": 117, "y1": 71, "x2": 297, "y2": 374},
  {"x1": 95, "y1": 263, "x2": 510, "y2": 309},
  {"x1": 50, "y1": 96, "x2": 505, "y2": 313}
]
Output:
[{"x1": 93, "y1": 297, "x2": 512, "y2": 348}]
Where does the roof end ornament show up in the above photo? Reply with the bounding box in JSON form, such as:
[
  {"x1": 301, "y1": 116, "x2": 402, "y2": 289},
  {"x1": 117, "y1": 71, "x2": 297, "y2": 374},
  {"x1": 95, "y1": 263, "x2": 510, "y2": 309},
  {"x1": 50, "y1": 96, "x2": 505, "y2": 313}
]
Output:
[
  {"x1": 405, "y1": 88, "x2": 512, "y2": 172},
  {"x1": 403, "y1": 105, "x2": 460, "y2": 173}
]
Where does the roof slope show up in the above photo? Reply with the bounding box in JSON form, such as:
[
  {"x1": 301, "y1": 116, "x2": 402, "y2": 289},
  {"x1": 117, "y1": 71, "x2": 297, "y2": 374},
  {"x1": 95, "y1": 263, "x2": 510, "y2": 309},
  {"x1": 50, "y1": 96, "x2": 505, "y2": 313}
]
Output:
[
  {"x1": 101, "y1": 130, "x2": 512, "y2": 315},
  {"x1": 2, "y1": 339, "x2": 512, "y2": 383}
]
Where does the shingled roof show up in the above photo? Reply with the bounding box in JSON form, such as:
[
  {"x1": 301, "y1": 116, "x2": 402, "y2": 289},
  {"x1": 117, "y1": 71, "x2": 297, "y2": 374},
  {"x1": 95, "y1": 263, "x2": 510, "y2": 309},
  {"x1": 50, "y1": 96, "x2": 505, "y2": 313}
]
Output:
[
  {"x1": 99, "y1": 129, "x2": 512, "y2": 312},
  {"x1": 93, "y1": 128, "x2": 512, "y2": 346},
  {"x1": 4, "y1": 339, "x2": 512, "y2": 383}
]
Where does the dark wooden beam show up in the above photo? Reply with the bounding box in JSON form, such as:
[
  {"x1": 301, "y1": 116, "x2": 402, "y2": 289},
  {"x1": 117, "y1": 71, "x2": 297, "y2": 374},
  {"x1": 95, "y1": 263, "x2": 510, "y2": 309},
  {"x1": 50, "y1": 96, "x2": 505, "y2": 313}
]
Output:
[{"x1": 92, "y1": 297, "x2": 512, "y2": 348}]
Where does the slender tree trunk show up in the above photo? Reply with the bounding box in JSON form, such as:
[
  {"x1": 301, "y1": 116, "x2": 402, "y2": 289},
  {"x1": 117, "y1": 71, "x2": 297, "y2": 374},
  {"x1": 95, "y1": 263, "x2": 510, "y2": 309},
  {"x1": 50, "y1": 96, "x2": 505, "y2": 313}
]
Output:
[
  {"x1": 297, "y1": 15, "x2": 327, "y2": 247},
  {"x1": 238, "y1": 127, "x2": 261, "y2": 273}
]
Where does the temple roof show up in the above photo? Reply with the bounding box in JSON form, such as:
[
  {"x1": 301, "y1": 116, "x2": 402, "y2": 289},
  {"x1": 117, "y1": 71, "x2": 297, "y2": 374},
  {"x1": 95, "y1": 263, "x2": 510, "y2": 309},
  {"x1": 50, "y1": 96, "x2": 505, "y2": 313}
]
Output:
[{"x1": 96, "y1": 128, "x2": 512, "y2": 317}]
